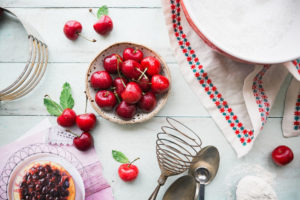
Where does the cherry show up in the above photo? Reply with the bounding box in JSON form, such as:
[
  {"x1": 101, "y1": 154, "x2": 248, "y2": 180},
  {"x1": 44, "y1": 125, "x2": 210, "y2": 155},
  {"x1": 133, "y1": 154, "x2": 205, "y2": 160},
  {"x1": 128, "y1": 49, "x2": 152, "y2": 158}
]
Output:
[
  {"x1": 272, "y1": 145, "x2": 294, "y2": 166},
  {"x1": 63, "y1": 20, "x2": 82, "y2": 40},
  {"x1": 57, "y1": 108, "x2": 76, "y2": 127},
  {"x1": 151, "y1": 75, "x2": 170, "y2": 93},
  {"x1": 116, "y1": 101, "x2": 136, "y2": 119},
  {"x1": 123, "y1": 48, "x2": 144, "y2": 62},
  {"x1": 118, "y1": 164, "x2": 139, "y2": 182},
  {"x1": 137, "y1": 75, "x2": 151, "y2": 92},
  {"x1": 93, "y1": 15, "x2": 113, "y2": 35},
  {"x1": 113, "y1": 77, "x2": 127, "y2": 97},
  {"x1": 73, "y1": 132, "x2": 93, "y2": 151},
  {"x1": 95, "y1": 90, "x2": 117, "y2": 110},
  {"x1": 141, "y1": 56, "x2": 161, "y2": 77},
  {"x1": 121, "y1": 82, "x2": 142, "y2": 104},
  {"x1": 63, "y1": 20, "x2": 96, "y2": 42},
  {"x1": 76, "y1": 113, "x2": 96, "y2": 131},
  {"x1": 138, "y1": 92, "x2": 157, "y2": 112},
  {"x1": 121, "y1": 60, "x2": 143, "y2": 80},
  {"x1": 103, "y1": 54, "x2": 123, "y2": 74},
  {"x1": 90, "y1": 71, "x2": 112, "y2": 90}
]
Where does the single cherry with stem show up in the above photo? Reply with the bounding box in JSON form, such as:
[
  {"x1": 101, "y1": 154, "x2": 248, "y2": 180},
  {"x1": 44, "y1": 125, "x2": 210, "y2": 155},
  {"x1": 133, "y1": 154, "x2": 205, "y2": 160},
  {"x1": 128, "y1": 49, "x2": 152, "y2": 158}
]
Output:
[
  {"x1": 123, "y1": 48, "x2": 144, "y2": 62},
  {"x1": 76, "y1": 93, "x2": 97, "y2": 132},
  {"x1": 66, "y1": 129, "x2": 93, "y2": 151},
  {"x1": 90, "y1": 71, "x2": 113, "y2": 90},
  {"x1": 112, "y1": 150, "x2": 140, "y2": 182},
  {"x1": 95, "y1": 90, "x2": 117, "y2": 110},
  {"x1": 63, "y1": 20, "x2": 96, "y2": 42},
  {"x1": 89, "y1": 7, "x2": 113, "y2": 35}
]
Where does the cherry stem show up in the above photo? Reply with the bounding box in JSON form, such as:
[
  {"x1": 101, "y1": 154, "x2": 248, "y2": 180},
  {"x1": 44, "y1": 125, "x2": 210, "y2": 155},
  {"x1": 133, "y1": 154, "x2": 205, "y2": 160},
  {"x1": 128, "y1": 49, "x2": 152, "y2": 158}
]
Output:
[
  {"x1": 84, "y1": 91, "x2": 88, "y2": 114},
  {"x1": 116, "y1": 56, "x2": 126, "y2": 87},
  {"x1": 78, "y1": 33, "x2": 96, "y2": 43},
  {"x1": 128, "y1": 157, "x2": 140, "y2": 167},
  {"x1": 113, "y1": 91, "x2": 121, "y2": 103},
  {"x1": 137, "y1": 68, "x2": 148, "y2": 81},
  {"x1": 89, "y1": 8, "x2": 98, "y2": 18},
  {"x1": 66, "y1": 129, "x2": 79, "y2": 137}
]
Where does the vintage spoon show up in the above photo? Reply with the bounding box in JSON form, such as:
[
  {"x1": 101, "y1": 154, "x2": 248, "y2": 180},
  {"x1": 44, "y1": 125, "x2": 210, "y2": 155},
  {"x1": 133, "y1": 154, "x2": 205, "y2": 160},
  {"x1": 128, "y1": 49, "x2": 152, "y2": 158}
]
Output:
[
  {"x1": 162, "y1": 175, "x2": 196, "y2": 200},
  {"x1": 189, "y1": 146, "x2": 220, "y2": 200}
]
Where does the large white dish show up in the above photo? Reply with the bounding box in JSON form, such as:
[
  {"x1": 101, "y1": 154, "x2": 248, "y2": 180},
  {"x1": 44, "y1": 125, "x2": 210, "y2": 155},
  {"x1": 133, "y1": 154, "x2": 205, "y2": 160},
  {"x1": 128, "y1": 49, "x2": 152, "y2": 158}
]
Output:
[{"x1": 181, "y1": 0, "x2": 300, "y2": 64}]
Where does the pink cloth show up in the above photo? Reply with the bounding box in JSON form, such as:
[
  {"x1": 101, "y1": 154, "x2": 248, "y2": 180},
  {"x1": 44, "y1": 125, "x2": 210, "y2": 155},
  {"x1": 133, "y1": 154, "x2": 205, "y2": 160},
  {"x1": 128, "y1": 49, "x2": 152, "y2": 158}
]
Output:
[{"x1": 0, "y1": 119, "x2": 113, "y2": 200}]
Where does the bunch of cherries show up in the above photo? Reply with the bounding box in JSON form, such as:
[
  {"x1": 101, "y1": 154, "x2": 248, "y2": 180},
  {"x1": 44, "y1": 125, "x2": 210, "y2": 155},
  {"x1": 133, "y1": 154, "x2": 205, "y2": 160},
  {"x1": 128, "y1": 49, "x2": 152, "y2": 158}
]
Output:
[
  {"x1": 91, "y1": 48, "x2": 170, "y2": 119},
  {"x1": 58, "y1": 105, "x2": 95, "y2": 151}
]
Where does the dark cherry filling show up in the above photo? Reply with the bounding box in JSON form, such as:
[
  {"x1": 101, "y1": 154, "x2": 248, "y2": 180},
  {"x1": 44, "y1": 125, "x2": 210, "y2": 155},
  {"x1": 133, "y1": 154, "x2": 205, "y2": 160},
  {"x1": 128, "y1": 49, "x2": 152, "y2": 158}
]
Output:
[{"x1": 19, "y1": 164, "x2": 71, "y2": 200}]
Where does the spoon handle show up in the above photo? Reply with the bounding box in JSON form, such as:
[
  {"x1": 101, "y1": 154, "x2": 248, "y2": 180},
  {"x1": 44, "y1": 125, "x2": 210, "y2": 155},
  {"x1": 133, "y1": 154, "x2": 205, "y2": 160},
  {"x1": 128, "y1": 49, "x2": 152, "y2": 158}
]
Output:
[{"x1": 199, "y1": 184, "x2": 205, "y2": 200}]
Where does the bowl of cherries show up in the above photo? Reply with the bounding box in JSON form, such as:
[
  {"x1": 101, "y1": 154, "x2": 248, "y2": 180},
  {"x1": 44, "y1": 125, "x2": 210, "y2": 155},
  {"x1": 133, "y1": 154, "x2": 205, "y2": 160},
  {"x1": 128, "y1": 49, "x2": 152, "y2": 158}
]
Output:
[{"x1": 85, "y1": 42, "x2": 171, "y2": 124}]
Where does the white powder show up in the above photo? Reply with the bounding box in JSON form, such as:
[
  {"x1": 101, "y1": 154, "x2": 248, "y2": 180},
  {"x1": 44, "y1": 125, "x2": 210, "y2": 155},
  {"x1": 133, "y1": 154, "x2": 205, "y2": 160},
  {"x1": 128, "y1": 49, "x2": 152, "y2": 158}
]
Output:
[
  {"x1": 225, "y1": 164, "x2": 276, "y2": 200},
  {"x1": 189, "y1": 0, "x2": 296, "y2": 57},
  {"x1": 236, "y1": 176, "x2": 277, "y2": 200}
]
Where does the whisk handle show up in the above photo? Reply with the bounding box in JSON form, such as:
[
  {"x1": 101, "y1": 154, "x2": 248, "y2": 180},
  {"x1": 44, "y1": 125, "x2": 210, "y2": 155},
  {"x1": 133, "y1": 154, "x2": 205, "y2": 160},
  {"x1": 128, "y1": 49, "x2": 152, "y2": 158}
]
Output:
[
  {"x1": 148, "y1": 175, "x2": 167, "y2": 200},
  {"x1": 148, "y1": 184, "x2": 161, "y2": 200}
]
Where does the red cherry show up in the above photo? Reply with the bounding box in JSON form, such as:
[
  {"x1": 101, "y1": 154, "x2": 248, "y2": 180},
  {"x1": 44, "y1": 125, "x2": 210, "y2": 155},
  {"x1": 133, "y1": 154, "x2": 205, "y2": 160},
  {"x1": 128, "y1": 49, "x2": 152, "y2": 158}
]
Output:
[
  {"x1": 121, "y1": 60, "x2": 143, "y2": 80},
  {"x1": 63, "y1": 20, "x2": 82, "y2": 40},
  {"x1": 90, "y1": 71, "x2": 112, "y2": 90},
  {"x1": 113, "y1": 77, "x2": 128, "y2": 97},
  {"x1": 118, "y1": 164, "x2": 139, "y2": 182},
  {"x1": 73, "y1": 132, "x2": 93, "y2": 151},
  {"x1": 103, "y1": 54, "x2": 123, "y2": 74},
  {"x1": 57, "y1": 108, "x2": 76, "y2": 127},
  {"x1": 137, "y1": 75, "x2": 151, "y2": 92},
  {"x1": 272, "y1": 145, "x2": 294, "y2": 166},
  {"x1": 93, "y1": 15, "x2": 113, "y2": 35},
  {"x1": 151, "y1": 75, "x2": 170, "y2": 93},
  {"x1": 138, "y1": 92, "x2": 157, "y2": 112},
  {"x1": 121, "y1": 82, "x2": 142, "y2": 104},
  {"x1": 141, "y1": 57, "x2": 161, "y2": 77},
  {"x1": 123, "y1": 48, "x2": 144, "y2": 62},
  {"x1": 76, "y1": 113, "x2": 96, "y2": 131},
  {"x1": 95, "y1": 90, "x2": 117, "y2": 110},
  {"x1": 116, "y1": 101, "x2": 136, "y2": 119}
]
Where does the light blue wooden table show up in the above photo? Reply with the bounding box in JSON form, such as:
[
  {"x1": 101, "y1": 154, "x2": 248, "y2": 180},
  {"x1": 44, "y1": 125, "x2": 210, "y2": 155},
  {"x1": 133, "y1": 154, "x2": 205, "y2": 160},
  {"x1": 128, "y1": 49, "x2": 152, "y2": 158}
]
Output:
[{"x1": 0, "y1": 1, "x2": 299, "y2": 199}]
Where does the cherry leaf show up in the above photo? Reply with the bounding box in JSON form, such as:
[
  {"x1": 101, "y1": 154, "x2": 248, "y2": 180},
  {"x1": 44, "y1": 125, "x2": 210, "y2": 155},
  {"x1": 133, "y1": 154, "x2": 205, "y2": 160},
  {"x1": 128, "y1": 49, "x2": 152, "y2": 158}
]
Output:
[
  {"x1": 112, "y1": 150, "x2": 129, "y2": 164},
  {"x1": 97, "y1": 5, "x2": 108, "y2": 19},
  {"x1": 60, "y1": 82, "x2": 74, "y2": 109},
  {"x1": 43, "y1": 98, "x2": 63, "y2": 116}
]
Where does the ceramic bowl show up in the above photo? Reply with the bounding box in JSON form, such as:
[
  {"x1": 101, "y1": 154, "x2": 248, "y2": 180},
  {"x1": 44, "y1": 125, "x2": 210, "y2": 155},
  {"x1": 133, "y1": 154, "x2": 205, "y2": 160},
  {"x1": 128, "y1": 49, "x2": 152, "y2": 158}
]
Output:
[
  {"x1": 181, "y1": 0, "x2": 300, "y2": 64},
  {"x1": 85, "y1": 42, "x2": 171, "y2": 124}
]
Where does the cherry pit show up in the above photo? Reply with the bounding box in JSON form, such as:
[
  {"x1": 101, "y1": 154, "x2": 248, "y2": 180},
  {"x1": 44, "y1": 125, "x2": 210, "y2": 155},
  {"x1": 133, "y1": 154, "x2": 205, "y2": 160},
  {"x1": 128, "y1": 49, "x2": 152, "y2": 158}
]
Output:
[{"x1": 91, "y1": 47, "x2": 170, "y2": 120}]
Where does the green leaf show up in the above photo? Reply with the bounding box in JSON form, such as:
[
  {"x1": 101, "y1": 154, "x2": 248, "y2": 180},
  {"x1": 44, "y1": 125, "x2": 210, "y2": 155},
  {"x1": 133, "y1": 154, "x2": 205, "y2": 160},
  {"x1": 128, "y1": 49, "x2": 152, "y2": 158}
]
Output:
[
  {"x1": 97, "y1": 5, "x2": 108, "y2": 19},
  {"x1": 60, "y1": 82, "x2": 74, "y2": 109},
  {"x1": 112, "y1": 150, "x2": 129, "y2": 163},
  {"x1": 43, "y1": 98, "x2": 63, "y2": 116}
]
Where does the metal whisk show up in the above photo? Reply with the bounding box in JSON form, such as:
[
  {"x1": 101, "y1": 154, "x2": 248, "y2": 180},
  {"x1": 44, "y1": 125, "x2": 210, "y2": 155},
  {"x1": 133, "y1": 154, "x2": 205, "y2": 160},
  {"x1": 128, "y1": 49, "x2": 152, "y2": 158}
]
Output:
[{"x1": 148, "y1": 117, "x2": 202, "y2": 200}]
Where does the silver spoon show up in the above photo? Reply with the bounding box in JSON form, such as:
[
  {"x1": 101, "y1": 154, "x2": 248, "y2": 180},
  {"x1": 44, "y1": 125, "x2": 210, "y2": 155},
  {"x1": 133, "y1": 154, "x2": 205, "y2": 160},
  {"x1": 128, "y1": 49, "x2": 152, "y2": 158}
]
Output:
[
  {"x1": 189, "y1": 146, "x2": 220, "y2": 200},
  {"x1": 163, "y1": 146, "x2": 220, "y2": 200}
]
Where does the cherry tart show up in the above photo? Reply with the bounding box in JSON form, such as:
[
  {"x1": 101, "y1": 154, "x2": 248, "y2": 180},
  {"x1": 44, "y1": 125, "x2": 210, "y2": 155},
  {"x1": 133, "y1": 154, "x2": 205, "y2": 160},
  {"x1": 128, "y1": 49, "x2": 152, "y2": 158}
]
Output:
[{"x1": 13, "y1": 161, "x2": 75, "y2": 200}]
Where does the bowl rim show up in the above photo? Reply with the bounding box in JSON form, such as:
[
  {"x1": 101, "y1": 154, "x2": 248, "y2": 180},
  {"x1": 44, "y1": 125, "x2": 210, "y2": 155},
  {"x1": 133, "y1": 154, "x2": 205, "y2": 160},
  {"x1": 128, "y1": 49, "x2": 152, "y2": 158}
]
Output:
[
  {"x1": 180, "y1": 0, "x2": 300, "y2": 64},
  {"x1": 85, "y1": 42, "x2": 171, "y2": 125}
]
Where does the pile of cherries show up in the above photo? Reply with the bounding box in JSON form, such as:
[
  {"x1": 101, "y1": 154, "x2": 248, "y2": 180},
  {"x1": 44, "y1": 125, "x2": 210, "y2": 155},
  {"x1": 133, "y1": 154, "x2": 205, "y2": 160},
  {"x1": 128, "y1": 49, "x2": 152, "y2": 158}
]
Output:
[{"x1": 91, "y1": 47, "x2": 170, "y2": 119}]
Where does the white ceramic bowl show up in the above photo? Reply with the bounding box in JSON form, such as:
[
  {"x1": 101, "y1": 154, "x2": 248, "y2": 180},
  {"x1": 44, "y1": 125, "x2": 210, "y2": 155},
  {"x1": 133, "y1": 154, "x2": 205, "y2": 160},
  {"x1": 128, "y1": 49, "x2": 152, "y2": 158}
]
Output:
[{"x1": 181, "y1": 0, "x2": 300, "y2": 64}]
